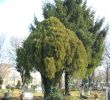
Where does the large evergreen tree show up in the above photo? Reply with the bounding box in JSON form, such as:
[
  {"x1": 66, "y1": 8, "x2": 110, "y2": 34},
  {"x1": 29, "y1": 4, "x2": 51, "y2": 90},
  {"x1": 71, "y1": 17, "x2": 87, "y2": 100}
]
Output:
[
  {"x1": 22, "y1": 17, "x2": 87, "y2": 99},
  {"x1": 43, "y1": 0, "x2": 108, "y2": 95}
]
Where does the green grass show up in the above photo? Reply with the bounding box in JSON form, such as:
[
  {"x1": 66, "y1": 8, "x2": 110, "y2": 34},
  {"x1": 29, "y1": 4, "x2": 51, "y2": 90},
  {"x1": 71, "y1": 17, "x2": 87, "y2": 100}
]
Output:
[
  {"x1": 70, "y1": 90, "x2": 105, "y2": 100},
  {"x1": 0, "y1": 89, "x2": 105, "y2": 100}
]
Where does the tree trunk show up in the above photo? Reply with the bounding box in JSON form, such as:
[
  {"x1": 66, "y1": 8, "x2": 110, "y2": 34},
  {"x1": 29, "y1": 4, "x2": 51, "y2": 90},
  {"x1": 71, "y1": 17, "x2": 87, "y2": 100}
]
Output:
[
  {"x1": 55, "y1": 70, "x2": 63, "y2": 89},
  {"x1": 91, "y1": 72, "x2": 95, "y2": 87},
  {"x1": 21, "y1": 73, "x2": 25, "y2": 86},
  {"x1": 65, "y1": 71, "x2": 70, "y2": 95},
  {"x1": 41, "y1": 75, "x2": 57, "y2": 99},
  {"x1": 41, "y1": 70, "x2": 63, "y2": 99},
  {"x1": 88, "y1": 76, "x2": 91, "y2": 88}
]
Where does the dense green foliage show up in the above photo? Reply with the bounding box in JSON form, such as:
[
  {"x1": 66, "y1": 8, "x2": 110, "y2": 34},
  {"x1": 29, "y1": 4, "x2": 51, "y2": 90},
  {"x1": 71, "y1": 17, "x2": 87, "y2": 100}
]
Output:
[
  {"x1": 45, "y1": 87, "x2": 64, "y2": 100},
  {"x1": 43, "y1": 0, "x2": 108, "y2": 77},
  {"x1": 25, "y1": 17, "x2": 67, "y2": 79},
  {"x1": 16, "y1": 47, "x2": 32, "y2": 85},
  {"x1": 43, "y1": 0, "x2": 108, "y2": 95},
  {"x1": 25, "y1": 16, "x2": 87, "y2": 79},
  {"x1": 22, "y1": 17, "x2": 87, "y2": 98}
]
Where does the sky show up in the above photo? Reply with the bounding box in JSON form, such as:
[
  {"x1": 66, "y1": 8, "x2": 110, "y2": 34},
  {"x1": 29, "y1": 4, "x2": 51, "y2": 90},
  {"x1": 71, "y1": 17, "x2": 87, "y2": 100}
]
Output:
[
  {"x1": 87, "y1": 0, "x2": 110, "y2": 43},
  {"x1": 0, "y1": 0, "x2": 110, "y2": 40},
  {"x1": 0, "y1": 0, "x2": 44, "y2": 37}
]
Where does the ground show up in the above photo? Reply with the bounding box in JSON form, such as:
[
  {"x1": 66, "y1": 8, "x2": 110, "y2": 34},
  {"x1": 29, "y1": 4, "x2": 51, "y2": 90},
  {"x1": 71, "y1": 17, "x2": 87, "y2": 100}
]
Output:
[
  {"x1": 0, "y1": 89, "x2": 105, "y2": 100},
  {"x1": 68, "y1": 90, "x2": 105, "y2": 100}
]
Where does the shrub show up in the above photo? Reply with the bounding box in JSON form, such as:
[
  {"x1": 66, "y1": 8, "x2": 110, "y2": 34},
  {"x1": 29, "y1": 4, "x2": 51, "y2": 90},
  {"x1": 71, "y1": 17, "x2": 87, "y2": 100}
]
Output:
[
  {"x1": 0, "y1": 77, "x2": 3, "y2": 85},
  {"x1": 6, "y1": 85, "x2": 11, "y2": 90},
  {"x1": 0, "y1": 78, "x2": 3, "y2": 89},
  {"x1": 16, "y1": 80, "x2": 21, "y2": 89},
  {"x1": 45, "y1": 87, "x2": 64, "y2": 100},
  {"x1": 31, "y1": 85, "x2": 36, "y2": 91}
]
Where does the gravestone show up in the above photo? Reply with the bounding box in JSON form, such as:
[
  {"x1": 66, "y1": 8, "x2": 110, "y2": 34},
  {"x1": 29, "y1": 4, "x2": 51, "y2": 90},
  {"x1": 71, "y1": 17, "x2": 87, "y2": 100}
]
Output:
[
  {"x1": 23, "y1": 92, "x2": 33, "y2": 100},
  {"x1": 106, "y1": 87, "x2": 110, "y2": 100},
  {"x1": 80, "y1": 87, "x2": 88, "y2": 99},
  {"x1": 4, "y1": 92, "x2": 12, "y2": 99},
  {"x1": 108, "y1": 88, "x2": 110, "y2": 100},
  {"x1": 1, "y1": 85, "x2": 6, "y2": 89},
  {"x1": 35, "y1": 86, "x2": 42, "y2": 92}
]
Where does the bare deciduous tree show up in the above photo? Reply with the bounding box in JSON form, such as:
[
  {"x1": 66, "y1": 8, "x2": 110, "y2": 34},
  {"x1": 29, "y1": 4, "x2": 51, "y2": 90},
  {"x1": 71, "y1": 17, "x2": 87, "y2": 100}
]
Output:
[
  {"x1": 0, "y1": 63, "x2": 11, "y2": 81},
  {"x1": 0, "y1": 35, "x2": 22, "y2": 83}
]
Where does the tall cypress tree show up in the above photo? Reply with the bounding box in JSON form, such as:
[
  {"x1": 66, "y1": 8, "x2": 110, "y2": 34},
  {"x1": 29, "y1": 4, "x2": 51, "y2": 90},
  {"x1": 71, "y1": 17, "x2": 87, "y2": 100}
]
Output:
[{"x1": 43, "y1": 0, "x2": 108, "y2": 95}]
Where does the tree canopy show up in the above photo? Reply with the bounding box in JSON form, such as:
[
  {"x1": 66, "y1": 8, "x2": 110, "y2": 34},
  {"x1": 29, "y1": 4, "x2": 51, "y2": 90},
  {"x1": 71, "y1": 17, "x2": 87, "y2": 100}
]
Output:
[
  {"x1": 42, "y1": 0, "x2": 108, "y2": 95},
  {"x1": 43, "y1": 0, "x2": 108, "y2": 76},
  {"x1": 18, "y1": 16, "x2": 88, "y2": 98},
  {"x1": 24, "y1": 16, "x2": 87, "y2": 79}
]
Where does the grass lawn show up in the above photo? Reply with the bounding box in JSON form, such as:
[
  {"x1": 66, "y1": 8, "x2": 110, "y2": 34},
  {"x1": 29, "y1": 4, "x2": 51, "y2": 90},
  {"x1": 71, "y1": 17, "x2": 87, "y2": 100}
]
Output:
[
  {"x1": 69, "y1": 90, "x2": 105, "y2": 100},
  {"x1": 0, "y1": 89, "x2": 21, "y2": 97},
  {"x1": 0, "y1": 89, "x2": 105, "y2": 100},
  {"x1": 0, "y1": 89, "x2": 44, "y2": 99}
]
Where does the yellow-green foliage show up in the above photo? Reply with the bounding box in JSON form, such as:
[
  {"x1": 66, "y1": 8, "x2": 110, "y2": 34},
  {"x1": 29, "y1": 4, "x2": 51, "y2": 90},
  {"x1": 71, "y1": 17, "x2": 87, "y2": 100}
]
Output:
[
  {"x1": 24, "y1": 17, "x2": 87, "y2": 79},
  {"x1": 63, "y1": 28, "x2": 88, "y2": 78},
  {"x1": 44, "y1": 57, "x2": 56, "y2": 79}
]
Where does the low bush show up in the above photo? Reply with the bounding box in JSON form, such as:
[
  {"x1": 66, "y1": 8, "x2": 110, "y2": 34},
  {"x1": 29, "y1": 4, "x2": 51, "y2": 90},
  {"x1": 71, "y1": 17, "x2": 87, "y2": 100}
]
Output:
[{"x1": 45, "y1": 87, "x2": 64, "y2": 100}]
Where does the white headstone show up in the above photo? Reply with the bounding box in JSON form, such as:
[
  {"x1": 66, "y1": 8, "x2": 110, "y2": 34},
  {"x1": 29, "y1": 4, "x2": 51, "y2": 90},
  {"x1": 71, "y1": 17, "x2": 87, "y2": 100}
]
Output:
[
  {"x1": 106, "y1": 87, "x2": 110, "y2": 100},
  {"x1": 106, "y1": 87, "x2": 108, "y2": 100},
  {"x1": 35, "y1": 86, "x2": 42, "y2": 92},
  {"x1": 1, "y1": 85, "x2": 6, "y2": 89},
  {"x1": 23, "y1": 92, "x2": 33, "y2": 100}
]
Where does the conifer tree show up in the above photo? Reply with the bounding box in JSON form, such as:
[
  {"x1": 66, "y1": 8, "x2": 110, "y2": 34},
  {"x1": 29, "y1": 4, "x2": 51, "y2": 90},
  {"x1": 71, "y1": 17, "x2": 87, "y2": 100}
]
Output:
[
  {"x1": 22, "y1": 17, "x2": 87, "y2": 99},
  {"x1": 16, "y1": 47, "x2": 32, "y2": 86},
  {"x1": 43, "y1": 0, "x2": 108, "y2": 95}
]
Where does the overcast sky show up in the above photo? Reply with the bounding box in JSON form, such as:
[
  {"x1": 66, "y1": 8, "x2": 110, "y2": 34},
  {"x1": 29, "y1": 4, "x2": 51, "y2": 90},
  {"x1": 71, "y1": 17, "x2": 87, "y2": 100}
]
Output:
[
  {"x1": 0, "y1": 0, "x2": 110, "y2": 40},
  {"x1": 0, "y1": 0, "x2": 44, "y2": 37}
]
